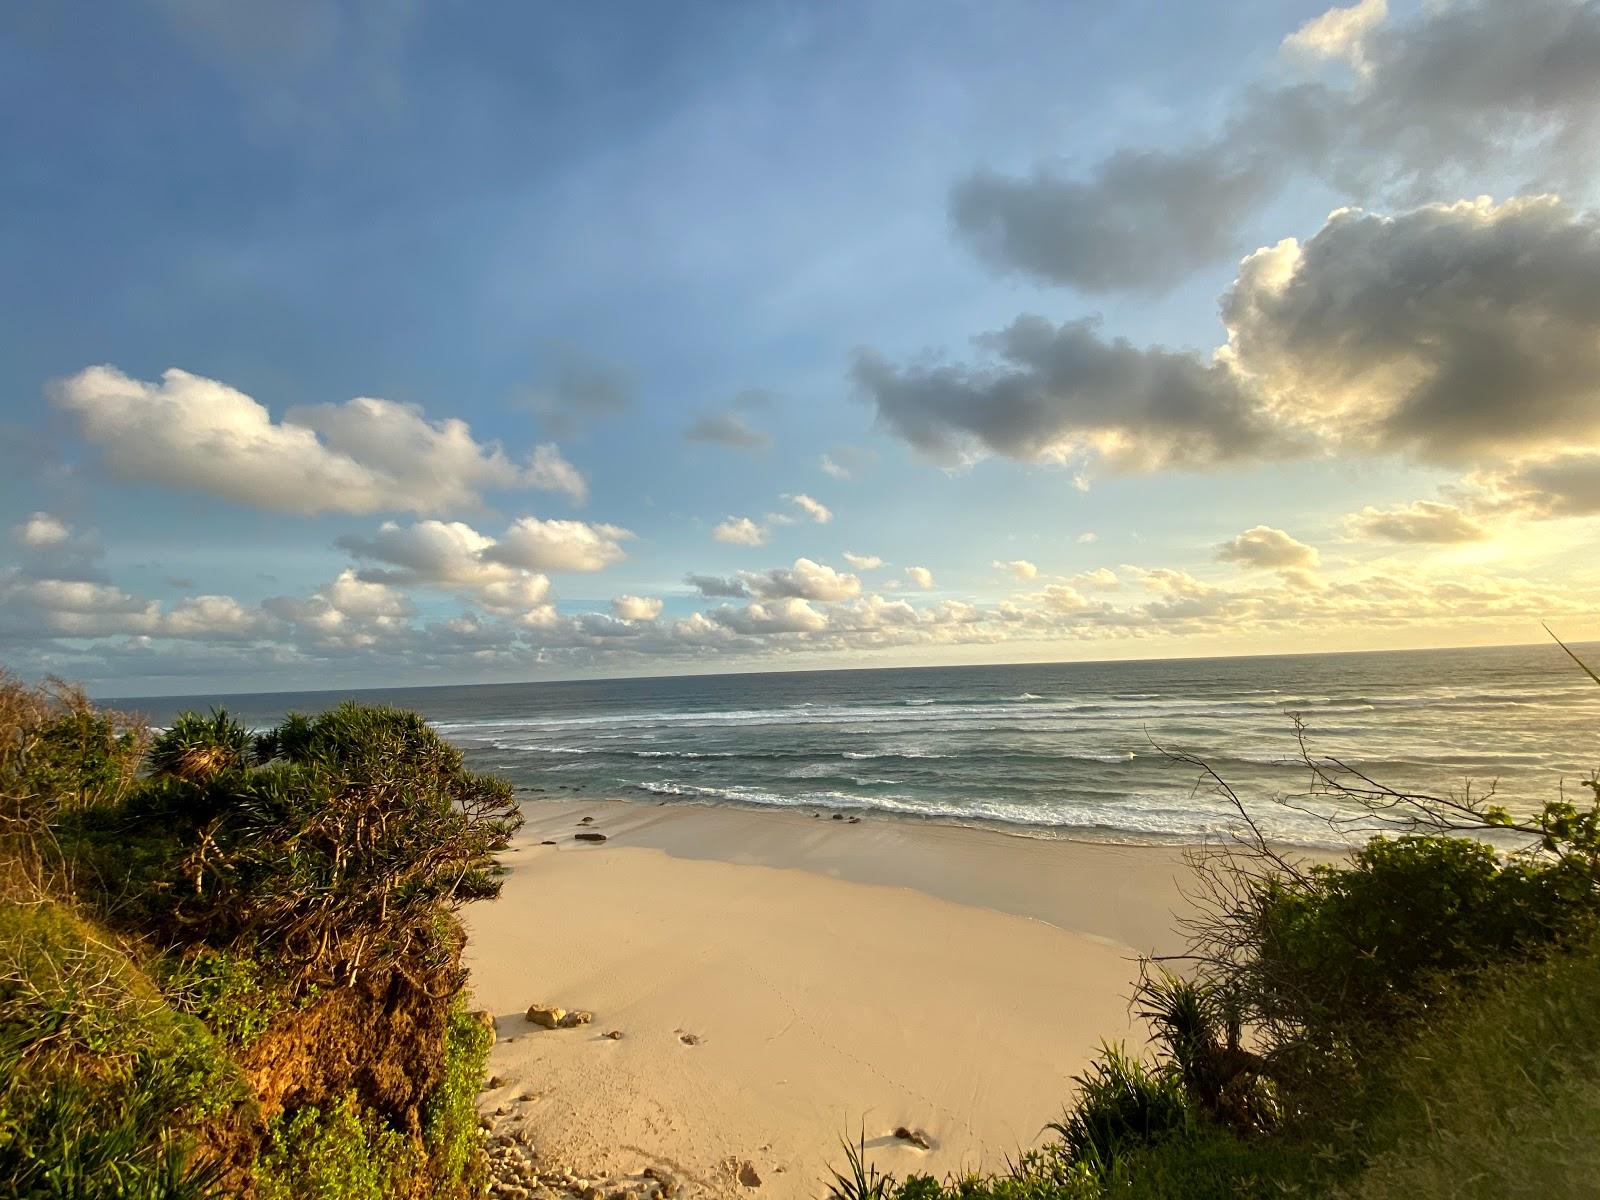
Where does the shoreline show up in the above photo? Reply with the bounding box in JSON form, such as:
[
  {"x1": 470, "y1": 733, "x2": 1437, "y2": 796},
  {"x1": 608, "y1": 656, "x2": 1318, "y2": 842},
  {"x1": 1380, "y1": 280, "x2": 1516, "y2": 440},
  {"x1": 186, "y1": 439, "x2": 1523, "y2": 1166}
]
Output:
[{"x1": 464, "y1": 797, "x2": 1197, "y2": 1198}]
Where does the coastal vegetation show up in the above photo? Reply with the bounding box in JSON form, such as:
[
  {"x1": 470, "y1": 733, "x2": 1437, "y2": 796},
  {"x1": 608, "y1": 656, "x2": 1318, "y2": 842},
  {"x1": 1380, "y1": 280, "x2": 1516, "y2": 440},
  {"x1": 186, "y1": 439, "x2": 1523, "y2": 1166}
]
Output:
[
  {"x1": 5, "y1": 662, "x2": 1598, "y2": 1199},
  {"x1": 828, "y1": 699, "x2": 1600, "y2": 1199},
  {"x1": 0, "y1": 672, "x2": 519, "y2": 1198}
]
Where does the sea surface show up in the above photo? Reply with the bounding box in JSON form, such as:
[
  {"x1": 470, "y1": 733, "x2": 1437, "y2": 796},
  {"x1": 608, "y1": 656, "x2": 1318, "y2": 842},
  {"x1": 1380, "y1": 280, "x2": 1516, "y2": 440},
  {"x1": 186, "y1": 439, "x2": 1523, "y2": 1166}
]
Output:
[{"x1": 127, "y1": 642, "x2": 1600, "y2": 848}]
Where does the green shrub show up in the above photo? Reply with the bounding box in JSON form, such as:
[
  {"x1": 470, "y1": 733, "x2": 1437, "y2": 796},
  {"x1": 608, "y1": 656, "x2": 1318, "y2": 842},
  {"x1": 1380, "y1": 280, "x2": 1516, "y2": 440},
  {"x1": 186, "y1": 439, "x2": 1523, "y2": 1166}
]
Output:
[
  {"x1": 159, "y1": 950, "x2": 287, "y2": 1049},
  {"x1": 421, "y1": 1004, "x2": 493, "y2": 1196},
  {"x1": 115, "y1": 702, "x2": 522, "y2": 987},
  {"x1": 1336, "y1": 941, "x2": 1600, "y2": 1200},
  {"x1": 147, "y1": 710, "x2": 252, "y2": 786},
  {"x1": 255, "y1": 1093, "x2": 416, "y2": 1200},
  {"x1": 1252, "y1": 834, "x2": 1598, "y2": 1045},
  {"x1": 0, "y1": 902, "x2": 240, "y2": 1199},
  {"x1": 1048, "y1": 1044, "x2": 1192, "y2": 1171}
]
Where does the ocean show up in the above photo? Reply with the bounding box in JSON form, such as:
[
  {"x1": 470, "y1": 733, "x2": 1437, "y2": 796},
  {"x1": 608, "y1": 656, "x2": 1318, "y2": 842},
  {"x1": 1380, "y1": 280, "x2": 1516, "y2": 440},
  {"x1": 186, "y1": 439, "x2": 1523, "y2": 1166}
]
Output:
[{"x1": 126, "y1": 642, "x2": 1600, "y2": 848}]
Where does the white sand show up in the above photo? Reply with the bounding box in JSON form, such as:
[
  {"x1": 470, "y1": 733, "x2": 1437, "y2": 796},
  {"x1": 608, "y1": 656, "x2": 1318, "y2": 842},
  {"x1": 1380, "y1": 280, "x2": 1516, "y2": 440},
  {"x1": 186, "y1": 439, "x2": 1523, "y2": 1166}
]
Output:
[{"x1": 463, "y1": 800, "x2": 1195, "y2": 1200}]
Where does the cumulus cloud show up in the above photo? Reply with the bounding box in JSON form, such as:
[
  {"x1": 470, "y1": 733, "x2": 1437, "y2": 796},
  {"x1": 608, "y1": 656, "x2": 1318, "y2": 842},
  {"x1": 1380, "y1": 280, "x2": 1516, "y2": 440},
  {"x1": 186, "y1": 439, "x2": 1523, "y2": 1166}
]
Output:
[
  {"x1": 1283, "y1": 0, "x2": 1388, "y2": 74},
  {"x1": 1072, "y1": 567, "x2": 1121, "y2": 590},
  {"x1": 855, "y1": 316, "x2": 1282, "y2": 472},
  {"x1": 161, "y1": 594, "x2": 276, "y2": 639},
  {"x1": 710, "y1": 597, "x2": 829, "y2": 635},
  {"x1": 843, "y1": 551, "x2": 883, "y2": 570},
  {"x1": 1220, "y1": 196, "x2": 1600, "y2": 466},
  {"x1": 868, "y1": 195, "x2": 1600, "y2": 485},
  {"x1": 948, "y1": 0, "x2": 1600, "y2": 292},
  {"x1": 740, "y1": 557, "x2": 861, "y2": 602},
  {"x1": 612, "y1": 594, "x2": 664, "y2": 621},
  {"x1": 905, "y1": 566, "x2": 934, "y2": 589},
  {"x1": 712, "y1": 516, "x2": 767, "y2": 546},
  {"x1": 1479, "y1": 451, "x2": 1600, "y2": 518},
  {"x1": 53, "y1": 365, "x2": 588, "y2": 513},
  {"x1": 820, "y1": 454, "x2": 850, "y2": 479},
  {"x1": 261, "y1": 572, "x2": 416, "y2": 650},
  {"x1": 786, "y1": 493, "x2": 833, "y2": 523},
  {"x1": 1347, "y1": 500, "x2": 1489, "y2": 543},
  {"x1": 337, "y1": 516, "x2": 627, "y2": 601},
  {"x1": 997, "y1": 559, "x2": 1038, "y2": 580},
  {"x1": 13, "y1": 512, "x2": 70, "y2": 547},
  {"x1": 684, "y1": 573, "x2": 749, "y2": 598},
  {"x1": 487, "y1": 517, "x2": 632, "y2": 572},
  {"x1": 337, "y1": 520, "x2": 507, "y2": 585},
  {"x1": 1077, "y1": 532, "x2": 1098, "y2": 544},
  {"x1": 1215, "y1": 526, "x2": 1320, "y2": 571}
]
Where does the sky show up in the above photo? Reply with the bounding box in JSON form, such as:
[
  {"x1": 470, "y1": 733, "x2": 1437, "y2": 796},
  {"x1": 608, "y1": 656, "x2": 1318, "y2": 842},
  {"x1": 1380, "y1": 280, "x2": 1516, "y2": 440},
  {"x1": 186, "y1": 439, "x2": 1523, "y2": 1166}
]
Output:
[{"x1": 2, "y1": 0, "x2": 1599, "y2": 696}]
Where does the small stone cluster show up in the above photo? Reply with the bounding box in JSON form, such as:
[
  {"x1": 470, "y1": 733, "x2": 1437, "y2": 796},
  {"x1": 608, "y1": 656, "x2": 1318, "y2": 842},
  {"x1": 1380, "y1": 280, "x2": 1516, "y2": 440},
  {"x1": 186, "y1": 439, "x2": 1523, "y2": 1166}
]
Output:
[{"x1": 482, "y1": 1125, "x2": 686, "y2": 1200}]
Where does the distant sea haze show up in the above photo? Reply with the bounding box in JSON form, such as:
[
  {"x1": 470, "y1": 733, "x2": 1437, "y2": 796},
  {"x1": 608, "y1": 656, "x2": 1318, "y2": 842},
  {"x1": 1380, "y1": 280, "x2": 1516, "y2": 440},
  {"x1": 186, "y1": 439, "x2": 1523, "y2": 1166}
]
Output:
[{"x1": 132, "y1": 643, "x2": 1600, "y2": 848}]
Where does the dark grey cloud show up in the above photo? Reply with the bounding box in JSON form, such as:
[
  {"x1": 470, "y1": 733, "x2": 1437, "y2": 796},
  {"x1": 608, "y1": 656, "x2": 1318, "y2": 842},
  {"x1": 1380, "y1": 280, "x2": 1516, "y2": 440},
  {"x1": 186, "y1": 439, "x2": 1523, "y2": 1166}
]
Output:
[
  {"x1": 684, "y1": 388, "x2": 776, "y2": 452},
  {"x1": 1486, "y1": 452, "x2": 1600, "y2": 519},
  {"x1": 522, "y1": 343, "x2": 636, "y2": 438},
  {"x1": 1221, "y1": 196, "x2": 1600, "y2": 464},
  {"x1": 951, "y1": 0, "x2": 1600, "y2": 292},
  {"x1": 684, "y1": 572, "x2": 749, "y2": 598},
  {"x1": 683, "y1": 411, "x2": 771, "y2": 451},
  {"x1": 868, "y1": 195, "x2": 1600, "y2": 478},
  {"x1": 952, "y1": 150, "x2": 1277, "y2": 293},
  {"x1": 854, "y1": 315, "x2": 1287, "y2": 472}
]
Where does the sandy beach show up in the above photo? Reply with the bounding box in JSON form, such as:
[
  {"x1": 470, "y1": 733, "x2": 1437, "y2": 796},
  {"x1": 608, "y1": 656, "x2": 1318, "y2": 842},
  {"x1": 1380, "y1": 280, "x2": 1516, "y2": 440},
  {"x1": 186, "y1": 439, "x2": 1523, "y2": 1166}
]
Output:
[{"x1": 464, "y1": 800, "x2": 1195, "y2": 1199}]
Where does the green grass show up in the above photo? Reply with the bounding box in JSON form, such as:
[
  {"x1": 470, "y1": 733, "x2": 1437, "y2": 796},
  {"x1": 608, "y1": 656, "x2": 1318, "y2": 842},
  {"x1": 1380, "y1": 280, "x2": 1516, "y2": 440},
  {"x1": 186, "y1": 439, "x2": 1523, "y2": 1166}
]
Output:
[
  {"x1": 0, "y1": 901, "x2": 241, "y2": 1199},
  {"x1": 1337, "y1": 943, "x2": 1600, "y2": 1200}
]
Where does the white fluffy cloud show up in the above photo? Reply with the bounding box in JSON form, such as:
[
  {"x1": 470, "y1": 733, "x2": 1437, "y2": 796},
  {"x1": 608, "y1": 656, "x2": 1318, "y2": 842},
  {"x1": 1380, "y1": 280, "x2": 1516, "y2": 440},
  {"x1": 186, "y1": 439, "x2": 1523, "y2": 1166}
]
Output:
[
  {"x1": 337, "y1": 520, "x2": 507, "y2": 585},
  {"x1": 53, "y1": 365, "x2": 587, "y2": 513},
  {"x1": 1283, "y1": 0, "x2": 1387, "y2": 73},
  {"x1": 13, "y1": 513, "x2": 70, "y2": 547},
  {"x1": 487, "y1": 517, "x2": 631, "y2": 572},
  {"x1": 612, "y1": 594, "x2": 664, "y2": 621},
  {"x1": 1215, "y1": 526, "x2": 1320, "y2": 571},
  {"x1": 905, "y1": 566, "x2": 935, "y2": 589},
  {"x1": 997, "y1": 559, "x2": 1038, "y2": 580},
  {"x1": 712, "y1": 516, "x2": 767, "y2": 546},
  {"x1": 786, "y1": 493, "x2": 833, "y2": 523},
  {"x1": 740, "y1": 558, "x2": 861, "y2": 602},
  {"x1": 843, "y1": 552, "x2": 883, "y2": 570},
  {"x1": 1347, "y1": 501, "x2": 1488, "y2": 544}
]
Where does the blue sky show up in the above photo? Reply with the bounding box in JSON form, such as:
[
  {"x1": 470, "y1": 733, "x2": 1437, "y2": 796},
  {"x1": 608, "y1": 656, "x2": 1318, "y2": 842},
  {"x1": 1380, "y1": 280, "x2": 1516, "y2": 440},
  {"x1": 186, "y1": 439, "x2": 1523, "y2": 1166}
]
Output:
[{"x1": 4, "y1": 0, "x2": 1600, "y2": 694}]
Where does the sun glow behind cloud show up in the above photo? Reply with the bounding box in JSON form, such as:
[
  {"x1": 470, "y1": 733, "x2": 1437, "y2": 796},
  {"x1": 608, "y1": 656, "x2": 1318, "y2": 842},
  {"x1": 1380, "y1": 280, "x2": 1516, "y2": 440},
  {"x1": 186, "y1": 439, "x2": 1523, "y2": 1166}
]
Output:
[{"x1": 4, "y1": 0, "x2": 1600, "y2": 692}]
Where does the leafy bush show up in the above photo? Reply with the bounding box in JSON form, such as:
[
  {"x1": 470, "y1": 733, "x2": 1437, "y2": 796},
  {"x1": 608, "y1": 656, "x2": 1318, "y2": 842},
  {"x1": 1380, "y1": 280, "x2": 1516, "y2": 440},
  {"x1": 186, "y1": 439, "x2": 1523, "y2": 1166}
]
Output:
[
  {"x1": 126, "y1": 701, "x2": 522, "y2": 987},
  {"x1": 421, "y1": 1004, "x2": 493, "y2": 1197},
  {"x1": 1047, "y1": 1044, "x2": 1192, "y2": 1171},
  {"x1": 147, "y1": 710, "x2": 252, "y2": 786},
  {"x1": 0, "y1": 902, "x2": 240, "y2": 1199},
  {"x1": 255, "y1": 1093, "x2": 416, "y2": 1200},
  {"x1": 2, "y1": 683, "x2": 516, "y2": 1195},
  {"x1": 159, "y1": 950, "x2": 288, "y2": 1049},
  {"x1": 1251, "y1": 834, "x2": 1599, "y2": 1044}
]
